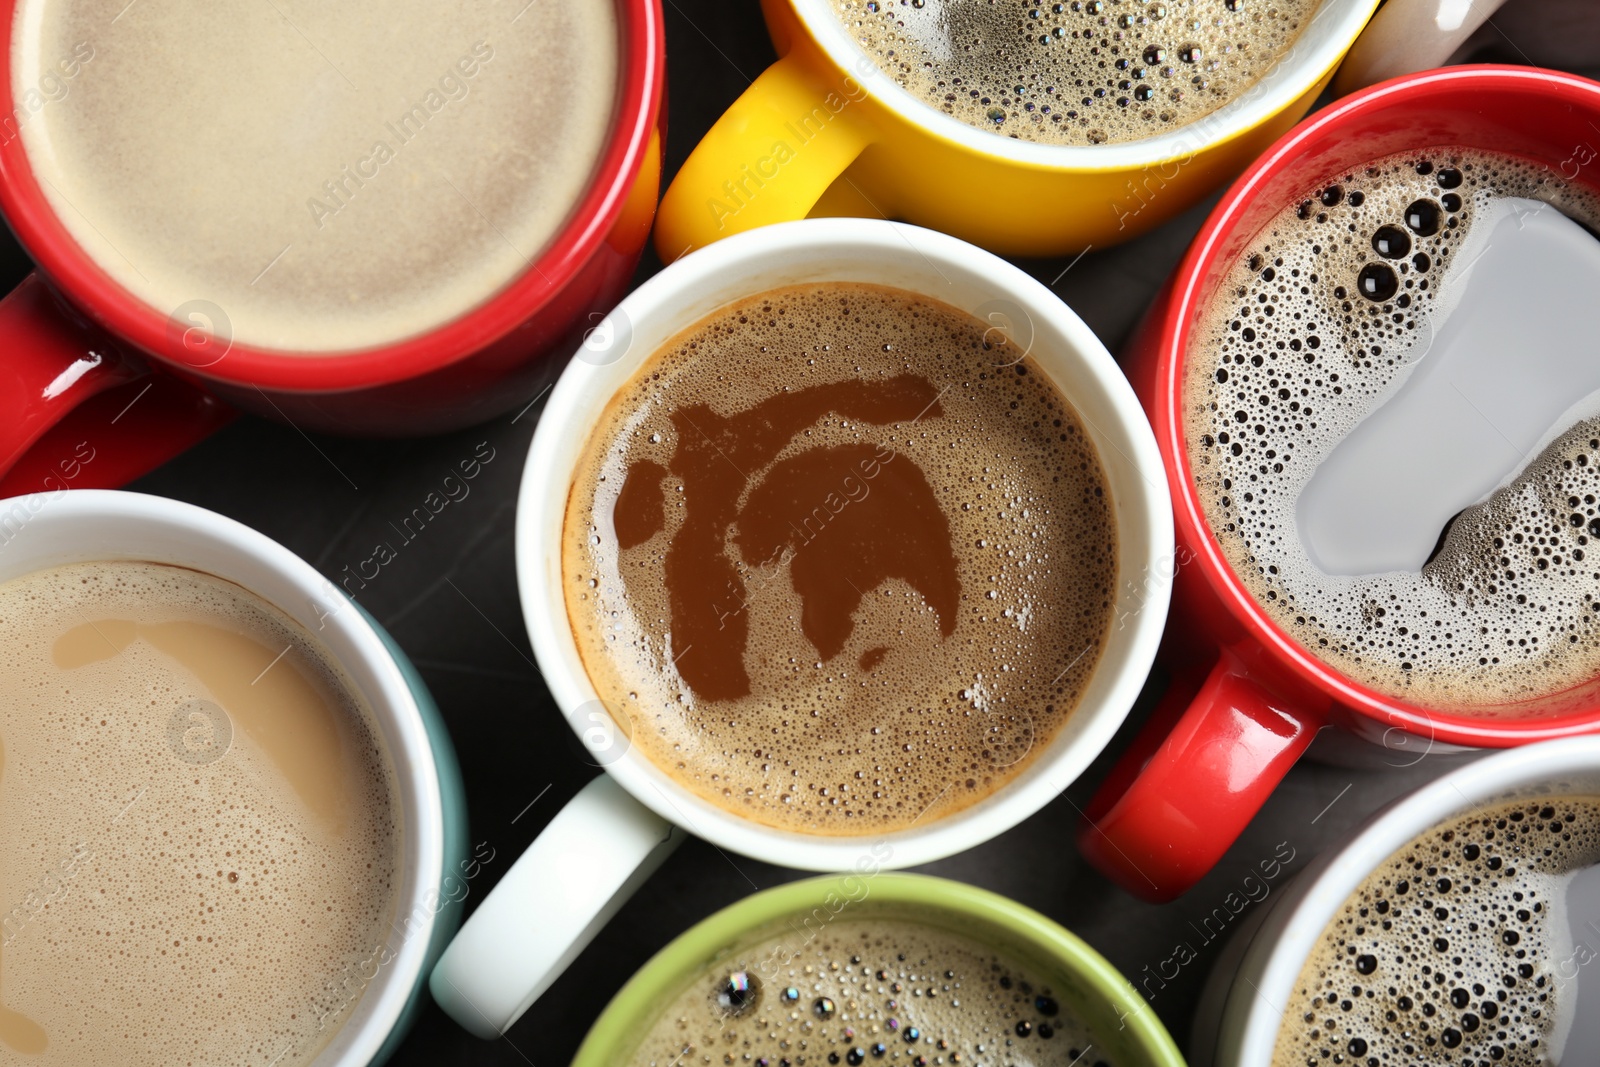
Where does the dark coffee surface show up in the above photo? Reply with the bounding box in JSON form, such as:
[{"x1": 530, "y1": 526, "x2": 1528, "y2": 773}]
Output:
[
  {"x1": 1275, "y1": 796, "x2": 1600, "y2": 1067},
  {"x1": 0, "y1": 2, "x2": 1588, "y2": 1064},
  {"x1": 1185, "y1": 149, "x2": 1600, "y2": 711},
  {"x1": 830, "y1": 0, "x2": 1318, "y2": 146},
  {"x1": 627, "y1": 915, "x2": 1113, "y2": 1066}
]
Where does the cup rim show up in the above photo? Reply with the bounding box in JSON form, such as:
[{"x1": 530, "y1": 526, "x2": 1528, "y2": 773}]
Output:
[
  {"x1": 515, "y1": 216, "x2": 1173, "y2": 871},
  {"x1": 0, "y1": 0, "x2": 663, "y2": 392},
  {"x1": 1224, "y1": 736, "x2": 1600, "y2": 1066},
  {"x1": 570, "y1": 872, "x2": 1187, "y2": 1067},
  {"x1": 787, "y1": 0, "x2": 1377, "y2": 170},
  {"x1": 1153, "y1": 64, "x2": 1600, "y2": 745},
  {"x1": 0, "y1": 488, "x2": 446, "y2": 1067}
]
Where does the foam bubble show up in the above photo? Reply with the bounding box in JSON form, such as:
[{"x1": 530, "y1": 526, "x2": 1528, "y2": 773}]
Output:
[
  {"x1": 829, "y1": 0, "x2": 1317, "y2": 146},
  {"x1": 1185, "y1": 149, "x2": 1600, "y2": 710},
  {"x1": 628, "y1": 916, "x2": 1115, "y2": 1067},
  {"x1": 1275, "y1": 796, "x2": 1600, "y2": 1067},
  {"x1": 564, "y1": 283, "x2": 1117, "y2": 834}
]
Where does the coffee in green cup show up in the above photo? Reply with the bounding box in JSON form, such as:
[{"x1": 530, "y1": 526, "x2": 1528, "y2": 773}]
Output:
[{"x1": 572, "y1": 874, "x2": 1185, "y2": 1067}]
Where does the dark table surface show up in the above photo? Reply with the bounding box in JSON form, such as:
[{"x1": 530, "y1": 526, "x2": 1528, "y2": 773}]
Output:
[{"x1": 0, "y1": 3, "x2": 1590, "y2": 1065}]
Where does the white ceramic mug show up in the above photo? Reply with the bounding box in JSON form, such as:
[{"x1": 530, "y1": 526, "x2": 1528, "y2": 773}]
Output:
[
  {"x1": 1201, "y1": 737, "x2": 1600, "y2": 1067},
  {"x1": 428, "y1": 217, "x2": 1176, "y2": 1037},
  {"x1": 0, "y1": 488, "x2": 466, "y2": 1066}
]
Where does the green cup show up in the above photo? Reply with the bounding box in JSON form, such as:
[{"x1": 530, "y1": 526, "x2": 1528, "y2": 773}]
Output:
[{"x1": 572, "y1": 873, "x2": 1185, "y2": 1067}]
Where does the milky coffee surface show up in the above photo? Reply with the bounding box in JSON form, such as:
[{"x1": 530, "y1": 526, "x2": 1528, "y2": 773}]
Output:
[
  {"x1": 12, "y1": 0, "x2": 616, "y2": 352},
  {"x1": 0, "y1": 561, "x2": 400, "y2": 1066}
]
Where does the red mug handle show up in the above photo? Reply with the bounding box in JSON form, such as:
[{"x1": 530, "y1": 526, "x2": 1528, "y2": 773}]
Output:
[
  {"x1": 1077, "y1": 652, "x2": 1325, "y2": 902},
  {"x1": 0, "y1": 274, "x2": 235, "y2": 496}
]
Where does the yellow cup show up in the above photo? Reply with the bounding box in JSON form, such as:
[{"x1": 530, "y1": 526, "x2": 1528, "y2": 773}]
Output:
[{"x1": 655, "y1": 0, "x2": 1379, "y2": 260}]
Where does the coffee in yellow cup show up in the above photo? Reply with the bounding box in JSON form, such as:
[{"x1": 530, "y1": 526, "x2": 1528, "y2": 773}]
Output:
[{"x1": 656, "y1": 0, "x2": 1379, "y2": 259}]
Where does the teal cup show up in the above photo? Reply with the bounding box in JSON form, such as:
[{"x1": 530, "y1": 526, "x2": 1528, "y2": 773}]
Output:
[{"x1": 0, "y1": 489, "x2": 468, "y2": 1065}]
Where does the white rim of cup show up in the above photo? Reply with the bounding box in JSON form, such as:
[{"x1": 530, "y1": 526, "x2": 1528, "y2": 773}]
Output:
[
  {"x1": 516, "y1": 216, "x2": 1174, "y2": 872},
  {"x1": 1228, "y1": 737, "x2": 1600, "y2": 1066},
  {"x1": 0, "y1": 489, "x2": 444, "y2": 1067},
  {"x1": 789, "y1": 0, "x2": 1379, "y2": 171}
]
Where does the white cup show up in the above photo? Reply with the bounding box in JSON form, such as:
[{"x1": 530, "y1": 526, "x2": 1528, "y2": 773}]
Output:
[
  {"x1": 0, "y1": 488, "x2": 459, "y2": 1066},
  {"x1": 1203, "y1": 737, "x2": 1600, "y2": 1067},
  {"x1": 428, "y1": 217, "x2": 1175, "y2": 1037}
]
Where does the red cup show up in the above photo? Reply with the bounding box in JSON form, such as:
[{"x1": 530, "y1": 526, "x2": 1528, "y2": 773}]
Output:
[
  {"x1": 1078, "y1": 65, "x2": 1600, "y2": 903},
  {"x1": 0, "y1": 0, "x2": 664, "y2": 496}
]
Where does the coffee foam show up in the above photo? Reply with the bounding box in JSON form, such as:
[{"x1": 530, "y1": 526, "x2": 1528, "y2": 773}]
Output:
[
  {"x1": 12, "y1": 0, "x2": 616, "y2": 353},
  {"x1": 563, "y1": 283, "x2": 1117, "y2": 834},
  {"x1": 628, "y1": 915, "x2": 1114, "y2": 1066},
  {"x1": 1185, "y1": 149, "x2": 1600, "y2": 710},
  {"x1": 829, "y1": 0, "x2": 1317, "y2": 146},
  {"x1": 0, "y1": 561, "x2": 401, "y2": 1066},
  {"x1": 1274, "y1": 796, "x2": 1600, "y2": 1067}
]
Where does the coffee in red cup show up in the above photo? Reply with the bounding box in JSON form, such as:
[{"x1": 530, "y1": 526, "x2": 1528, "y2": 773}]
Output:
[
  {"x1": 0, "y1": 0, "x2": 664, "y2": 493},
  {"x1": 1080, "y1": 65, "x2": 1600, "y2": 902}
]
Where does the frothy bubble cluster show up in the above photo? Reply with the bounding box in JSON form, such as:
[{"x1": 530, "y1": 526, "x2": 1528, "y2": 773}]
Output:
[
  {"x1": 564, "y1": 283, "x2": 1117, "y2": 834},
  {"x1": 629, "y1": 917, "x2": 1115, "y2": 1067},
  {"x1": 1275, "y1": 796, "x2": 1600, "y2": 1067},
  {"x1": 1186, "y1": 149, "x2": 1600, "y2": 710},
  {"x1": 829, "y1": 0, "x2": 1316, "y2": 146},
  {"x1": 0, "y1": 561, "x2": 401, "y2": 1067}
]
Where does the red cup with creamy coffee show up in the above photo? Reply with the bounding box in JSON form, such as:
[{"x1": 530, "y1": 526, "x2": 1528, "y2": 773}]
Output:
[{"x1": 0, "y1": 0, "x2": 663, "y2": 492}]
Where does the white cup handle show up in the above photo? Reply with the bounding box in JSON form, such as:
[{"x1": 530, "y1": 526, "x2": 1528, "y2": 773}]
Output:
[
  {"x1": 428, "y1": 775, "x2": 683, "y2": 1038},
  {"x1": 1333, "y1": 0, "x2": 1511, "y2": 95}
]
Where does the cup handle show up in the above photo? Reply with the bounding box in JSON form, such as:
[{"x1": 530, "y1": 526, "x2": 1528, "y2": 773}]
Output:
[
  {"x1": 0, "y1": 274, "x2": 235, "y2": 496},
  {"x1": 1076, "y1": 653, "x2": 1324, "y2": 903},
  {"x1": 428, "y1": 774, "x2": 684, "y2": 1038},
  {"x1": 653, "y1": 54, "x2": 876, "y2": 261},
  {"x1": 1332, "y1": 0, "x2": 1510, "y2": 95}
]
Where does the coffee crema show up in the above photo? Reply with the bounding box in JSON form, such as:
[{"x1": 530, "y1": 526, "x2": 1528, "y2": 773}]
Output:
[
  {"x1": 829, "y1": 0, "x2": 1317, "y2": 146},
  {"x1": 1274, "y1": 796, "x2": 1600, "y2": 1067},
  {"x1": 563, "y1": 283, "x2": 1116, "y2": 834},
  {"x1": 0, "y1": 561, "x2": 401, "y2": 1066},
  {"x1": 12, "y1": 0, "x2": 617, "y2": 352},
  {"x1": 628, "y1": 914, "x2": 1116, "y2": 1067},
  {"x1": 1185, "y1": 149, "x2": 1600, "y2": 710}
]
